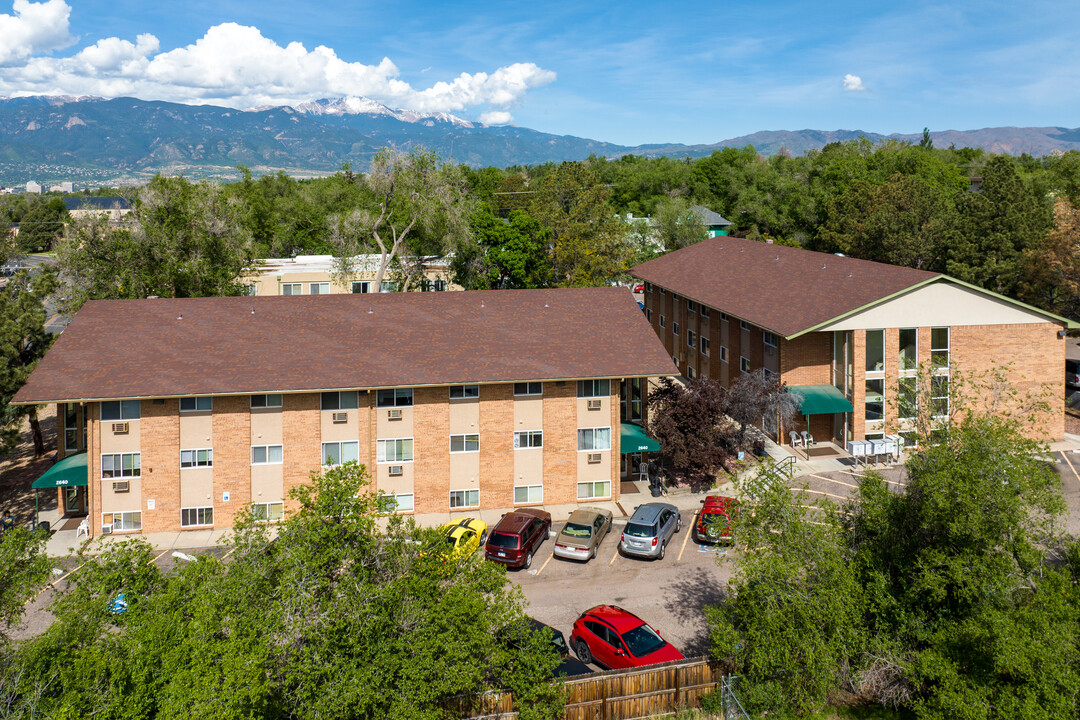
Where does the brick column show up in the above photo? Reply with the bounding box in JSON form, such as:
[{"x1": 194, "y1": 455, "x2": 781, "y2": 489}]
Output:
[
  {"x1": 542, "y1": 381, "x2": 577, "y2": 505},
  {"x1": 414, "y1": 387, "x2": 450, "y2": 514},
  {"x1": 479, "y1": 383, "x2": 515, "y2": 509},
  {"x1": 141, "y1": 399, "x2": 181, "y2": 533},
  {"x1": 282, "y1": 393, "x2": 321, "y2": 513},
  {"x1": 212, "y1": 395, "x2": 253, "y2": 529}
]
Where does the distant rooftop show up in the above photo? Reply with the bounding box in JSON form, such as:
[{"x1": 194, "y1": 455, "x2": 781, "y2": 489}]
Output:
[
  {"x1": 690, "y1": 205, "x2": 731, "y2": 227},
  {"x1": 62, "y1": 196, "x2": 131, "y2": 211},
  {"x1": 258, "y1": 254, "x2": 449, "y2": 275}
]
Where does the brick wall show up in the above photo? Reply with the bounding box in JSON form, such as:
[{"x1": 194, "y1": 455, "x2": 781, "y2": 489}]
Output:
[
  {"x1": 413, "y1": 387, "x2": 450, "y2": 514},
  {"x1": 140, "y1": 399, "x2": 181, "y2": 533},
  {"x1": 283, "y1": 393, "x2": 322, "y2": 513},
  {"x1": 780, "y1": 333, "x2": 832, "y2": 387},
  {"x1": 212, "y1": 395, "x2": 253, "y2": 528},
  {"x1": 543, "y1": 381, "x2": 579, "y2": 505},
  {"x1": 479, "y1": 383, "x2": 515, "y2": 509}
]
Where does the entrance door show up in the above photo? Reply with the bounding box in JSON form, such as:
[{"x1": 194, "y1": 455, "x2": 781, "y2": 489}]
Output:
[{"x1": 63, "y1": 486, "x2": 88, "y2": 516}]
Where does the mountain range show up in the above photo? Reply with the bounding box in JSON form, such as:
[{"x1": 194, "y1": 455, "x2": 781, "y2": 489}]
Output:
[{"x1": 1, "y1": 95, "x2": 1078, "y2": 186}]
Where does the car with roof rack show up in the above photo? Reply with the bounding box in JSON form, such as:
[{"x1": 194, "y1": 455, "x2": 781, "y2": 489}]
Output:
[{"x1": 694, "y1": 495, "x2": 736, "y2": 544}]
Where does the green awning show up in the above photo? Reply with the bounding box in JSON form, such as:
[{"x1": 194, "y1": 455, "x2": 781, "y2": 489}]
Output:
[
  {"x1": 31, "y1": 452, "x2": 88, "y2": 489},
  {"x1": 621, "y1": 422, "x2": 660, "y2": 453},
  {"x1": 788, "y1": 385, "x2": 855, "y2": 416}
]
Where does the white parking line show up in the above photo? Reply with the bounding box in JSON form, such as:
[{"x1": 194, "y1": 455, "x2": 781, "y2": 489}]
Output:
[
  {"x1": 795, "y1": 487, "x2": 850, "y2": 501},
  {"x1": 1061, "y1": 451, "x2": 1080, "y2": 486},
  {"x1": 677, "y1": 517, "x2": 692, "y2": 563},
  {"x1": 807, "y1": 473, "x2": 859, "y2": 490}
]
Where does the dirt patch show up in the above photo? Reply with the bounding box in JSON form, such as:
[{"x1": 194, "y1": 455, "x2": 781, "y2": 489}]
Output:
[
  {"x1": 1066, "y1": 412, "x2": 1080, "y2": 436},
  {"x1": 0, "y1": 405, "x2": 58, "y2": 527}
]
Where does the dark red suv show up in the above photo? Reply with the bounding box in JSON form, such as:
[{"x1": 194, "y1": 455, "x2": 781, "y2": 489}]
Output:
[
  {"x1": 570, "y1": 605, "x2": 684, "y2": 669},
  {"x1": 484, "y1": 508, "x2": 552, "y2": 569},
  {"x1": 694, "y1": 495, "x2": 736, "y2": 544}
]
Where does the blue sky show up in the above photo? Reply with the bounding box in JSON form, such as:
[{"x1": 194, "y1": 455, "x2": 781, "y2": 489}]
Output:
[{"x1": 1, "y1": 0, "x2": 1077, "y2": 145}]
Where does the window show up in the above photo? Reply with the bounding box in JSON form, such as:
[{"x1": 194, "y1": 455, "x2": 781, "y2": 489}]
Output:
[
  {"x1": 700, "y1": 306, "x2": 710, "y2": 319},
  {"x1": 740, "y1": 320, "x2": 750, "y2": 331},
  {"x1": 101, "y1": 511, "x2": 141, "y2": 533},
  {"x1": 687, "y1": 330, "x2": 697, "y2": 348},
  {"x1": 672, "y1": 321, "x2": 680, "y2": 336},
  {"x1": 100, "y1": 400, "x2": 140, "y2": 421},
  {"x1": 321, "y1": 391, "x2": 359, "y2": 410},
  {"x1": 899, "y1": 328, "x2": 918, "y2": 372},
  {"x1": 931, "y1": 327, "x2": 950, "y2": 368},
  {"x1": 381, "y1": 281, "x2": 398, "y2": 292},
  {"x1": 380, "y1": 493, "x2": 415, "y2": 513},
  {"x1": 281, "y1": 283, "x2": 302, "y2": 296},
  {"x1": 671, "y1": 292, "x2": 679, "y2": 301},
  {"x1": 514, "y1": 485, "x2": 543, "y2": 504},
  {"x1": 577, "y1": 379, "x2": 610, "y2": 398},
  {"x1": 250, "y1": 394, "x2": 283, "y2": 409},
  {"x1": 865, "y1": 329, "x2": 885, "y2": 373},
  {"x1": 673, "y1": 355, "x2": 680, "y2": 367},
  {"x1": 687, "y1": 366, "x2": 696, "y2": 380},
  {"x1": 687, "y1": 299, "x2": 696, "y2": 312},
  {"x1": 251, "y1": 445, "x2": 283, "y2": 465},
  {"x1": 449, "y1": 384, "x2": 479, "y2": 399},
  {"x1": 376, "y1": 388, "x2": 413, "y2": 407},
  {"x1": 179, "y1": 396, "x2": 212, "y2": 412},
  {"x1": 450, "y1": 434, "x2": 479, "y2": 453},
  {"x1": 931, "y1": 375, "x2": 950, "y2": 417},
  {"x1": 251, "y1": 502, "x2": 285, "y2": 523},
  {"x1": 763, "y1": 331, "x2": 778, "y2": 348},
  {"x1": 700, "y1": 337, "x2": 710, "y2": 356},
  {"x1": 180, "y1": 448, "x2": 213, "y2": 468},
  {"x1": 659, "y1": 287, "x2": 666, "y2": 295},
  {"x1": 620, "y1": 377, "x2": 643, "y2": 421},
  {"x1": 181, "y1": 507, "x2": 213, "y2": 527},
  {"x1": 659, "y1": 314, "x2": 665, "y2": 328},
  {"x1": 309, "y1": 282, "x2": 330, "y2": 295},
  {"x1": 351, "y1": 281, "x2": 370, "y2": 294},
  {"x1": 577, "y1": 427, "x2": 611, "y2": 451},
  {"x1": 720, "y1": 312, "x2": 729, "y2": 321},
  {"x1": 865, "y1": 379, "x2": 885, "y2": 421},
  {"x1": 322, "y1": 441, "x2": 359, "y2": 466},
  {"x1": 433, "y1": 279, "x2": 447, "y2": 292},
  {"x1": 740, "y1": 357, "x2": 750, "y2": 373},
  {"x1": 645, "y1": 282, "x2": 653, "y2": 293},
  {"x1": 646, "y1": 308, "x2": 652, "y2": 322},
  {"x1": 63, "y1": 403, "x2": 79, "y2": 451},
  {"x1": 242, "y1": 284, "x2": 257, "y2": 296},
  {"x1": 514, "y1": 382, "x2": 543, "y2": 396},
  {"x1": 719, "y1": 346, "x2": 728, "y2": 362},
  {"x1": 577, "y1": 481, "x2": 611, "y2": 500},
  {"x1": 898, "y1": 376, "x2": 918, "y2": 420},
  {"x1": 101, "y1": 452, "x2": 141, "y2": 478},
  {"x1": 514, "y1": 430, "x2": 543, "y2": 449},
  {"x1": 377, "y1": 438, "x2": 413, "y2": 463},
  {"x1": 450, "y1": 489, "x2": 479, "y2": 508}
]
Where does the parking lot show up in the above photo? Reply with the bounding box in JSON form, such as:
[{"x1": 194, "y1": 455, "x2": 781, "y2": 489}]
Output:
[{"x1": 510, "y1": 508, "x2": 734, "y2": 661}]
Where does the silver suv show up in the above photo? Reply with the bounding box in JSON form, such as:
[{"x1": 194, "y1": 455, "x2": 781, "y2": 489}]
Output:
[{"x1": 619, "y1": 502, "x2": 681, "y2": 560}]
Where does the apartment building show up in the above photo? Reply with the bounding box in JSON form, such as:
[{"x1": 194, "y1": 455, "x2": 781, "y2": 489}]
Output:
[
  {"x1": 15, "y1": 288, "x2": 675, "y2": 536},
  {"x1": 632, "y1": 236, "x2": 1074, "y2": 446},
  {"x1": 246, "y1": 254, "x2": 460, "y2": 296}
]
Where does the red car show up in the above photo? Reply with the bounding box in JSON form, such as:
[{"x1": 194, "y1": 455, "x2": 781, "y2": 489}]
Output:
[
  {"x1": 694, "y1": 495, "x2": 736, "y2": 543},
  {"x1": 570, "y1": 605, "x2": 684, "y2": 669},
  {"x1": 632, "y1": 283, "x2": 645, "y2": 294},
  {"x1": 484, "y1": 508, "x2": 552, "y2": 569}
]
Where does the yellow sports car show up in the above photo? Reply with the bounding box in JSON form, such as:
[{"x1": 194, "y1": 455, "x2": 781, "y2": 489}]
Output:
[{"x1": 440, "y1": 517, "x2": 488, "y2": 560}]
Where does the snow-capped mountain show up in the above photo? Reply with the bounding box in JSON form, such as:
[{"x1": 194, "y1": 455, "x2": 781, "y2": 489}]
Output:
[{"x1": 287, "y1": 96, "x2": 478, "y2": 128}]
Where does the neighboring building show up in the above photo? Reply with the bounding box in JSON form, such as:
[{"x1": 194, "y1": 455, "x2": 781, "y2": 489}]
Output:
[
  {"x1": 632, "y1": 236, "x2": 1074, "y2": 446},
  {"x1": 246, "y1": 254, "x2": 461, "y2": 296},
  {"x1": 690, "y1": 205, "x2": 732, "y2": 237},
  {"x1": 49, "y1": 182, "x2": 74, "y2": 193},
  {"x1": 63, "y1": 196, "x2": 133, "y2": 223},
  {"x1": 14, "y1": 288, "x2": 675, "y2": 537},
  {"x1": 25, "y1": 181, "x2": 41, "y2": 194}
]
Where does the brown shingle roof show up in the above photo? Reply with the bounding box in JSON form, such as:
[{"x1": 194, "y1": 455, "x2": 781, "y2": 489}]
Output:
[
  {"x1": 14, "y1": 288, "x2": 677, "y2": 404},
  {"x1": 631, "y1": 237, "x2": 939, "y2": 338}
]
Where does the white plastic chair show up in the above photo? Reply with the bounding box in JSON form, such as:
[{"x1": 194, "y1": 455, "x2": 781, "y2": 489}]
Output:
[
  {"x1": 76, "y1": 517, "x2": 89, "y2": 538},
  {"x1": 789, "y1": 431, "x2": 802, "y2": 448},
  {"x1": 801, "y1": 430, "x2": 815, "y2": 447}
]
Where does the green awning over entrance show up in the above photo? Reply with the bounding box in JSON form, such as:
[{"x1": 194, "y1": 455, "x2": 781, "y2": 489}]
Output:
[
  {"x1": 31, "y1": 452, "x2": 88, "y2": 489},
  {"x1": 788, "y1": 385, "x2": 855, "y2": 416},
  {"x1": 621, "y1": 422, "x2": 660, "y2": 453}
]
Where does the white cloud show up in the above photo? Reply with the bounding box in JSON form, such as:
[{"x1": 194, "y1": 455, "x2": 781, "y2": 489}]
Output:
[
  {"x1": 843, "y1": 73, "x2": 867, "y2": 92},
  {"x1": 478, "y1": 110, "x2": 513, "y2": 125},
  {"x1": 0, "y1": 3, "x2": 555, "y2": 118},
  {"x1": 0, "y1": 0, "x2": 73, "y2": 65}
]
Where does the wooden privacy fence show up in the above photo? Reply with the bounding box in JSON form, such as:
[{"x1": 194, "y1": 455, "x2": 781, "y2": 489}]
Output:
[{"x1": 462, "y1": 656, "x2": 727, "y2": 720}]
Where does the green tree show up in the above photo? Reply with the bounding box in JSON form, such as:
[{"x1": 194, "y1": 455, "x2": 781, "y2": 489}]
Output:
[
  {"x1": 529, "y1": 161, "x2": 631, "y2": 287},
  {"x1": 15, "y1": 198, "x2": 67, "y2": 253},
  {"x1": 0, "y1": 269, "x2": 56, "y2": 456},
  {"x1": 57, "y1": 176, "x2": 257, "y2": 313},
  {"x1": 9, "y1": 462, "x2": 563, "y2": 719},
  {"x1": 1018, "y1": 197, "x2": 1080, "y2": 318},
  {"x1": 452, "y1": 208, "x2": 553, "y2": 289},
  {"x1": 330, "y1": 146, "x2": 475, "y2": 292},
  {"x1": 652, "y1": 197, "x2": 708, "y2": 251}
]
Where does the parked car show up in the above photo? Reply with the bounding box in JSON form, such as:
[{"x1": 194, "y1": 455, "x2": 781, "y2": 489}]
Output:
[
  {"x1": 694, "y1": 495, "x2": 736, "y2": 544},
  {"x1": 554, "y1": 507, "x2": 614, "y2": 561},
  {"x1": 619, "y1": 502, "x2": 680, "y2": 560},
  {"x1": 1067, "y1": 359, "x2": 1080, "y2": 388},
  {"x1": 570, "y1": 605, "x2": 684, "y2": 669},
  {"x1": 485, "y1": 508, "x2": 552, "y2": 569},
  {"x1": 632, "y1": 283, "x2": 645, "y2": 294},
  {"x1": 439, "y1": 517, "x2": 488, "y2": 560}
]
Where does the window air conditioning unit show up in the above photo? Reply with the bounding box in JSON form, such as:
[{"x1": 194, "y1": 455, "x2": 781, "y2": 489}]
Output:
[
  {"x1": 332, "y1": 412, "x2": 348, "y2": 424},
  {"x1": 586, "y1": 399, "x2": 602, "y2": 410},
  {"x1": 388, "y1": 409, "x2": 402, "y2": 420},
  {"x1": 388, "y1": 465, "x2": 404, "y2": 477},
  {"x1": 113, "y1": 480, "x2": 130, "y2": 493},
  {"x1": 111, "y1": 422, "x2": 129, "y2": 434},
  {"x1": 587, "y1": 453, "x2": 602, "y2": 464},
  {"x1": 101, "y1": 524, "x2": 113, "y2": 534}
]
